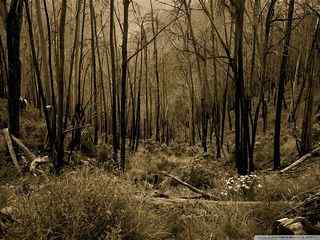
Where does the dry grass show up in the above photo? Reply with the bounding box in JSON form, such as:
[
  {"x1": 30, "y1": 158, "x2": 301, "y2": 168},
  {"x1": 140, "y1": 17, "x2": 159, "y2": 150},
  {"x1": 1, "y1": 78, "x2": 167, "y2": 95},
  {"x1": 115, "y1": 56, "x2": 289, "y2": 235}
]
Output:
[
  {"x1": 154, "y1": 201, "x2": 288, "y2": 240},
  {"x1": 1, "y1": 165, "x2": 299, "y2": 240},
  {"x1": 5, "y1": 168, "x2": 169, "y2": 240}
]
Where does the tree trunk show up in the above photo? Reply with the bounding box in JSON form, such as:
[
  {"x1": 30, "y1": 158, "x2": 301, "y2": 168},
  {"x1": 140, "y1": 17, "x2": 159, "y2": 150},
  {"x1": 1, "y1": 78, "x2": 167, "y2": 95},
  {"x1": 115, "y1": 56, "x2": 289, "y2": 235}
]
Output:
[
  {"x1": 6, "y1": 0, "x2": 23, "y2": 137},
  {"x1": 301, "y1": 18, "x2": 320, "y2": 155},
  {"x1": 120, "y1": 0, "x2": 130, "y2": 171},
  {"x1": 234, "y1": 0, "x2": 250, "y2": 175},
  {"x1": 273, "y1": 0, "x2": 295, "y2": 170},
  {"x1": 150, "y1": 0, "x2": 160, "y2": 142},
  {"x1": 34, "y1": 0, "x2": 50, "y2": 101},
  {"x1": 89, "y1": 0, "x2": 99, "y2": 145},
  {"x1": 110, "y1": 0, "x2": 118, "y2": 164},
  {"x1": 54, "y1": 0, "x2": 68, "y2": 173}
]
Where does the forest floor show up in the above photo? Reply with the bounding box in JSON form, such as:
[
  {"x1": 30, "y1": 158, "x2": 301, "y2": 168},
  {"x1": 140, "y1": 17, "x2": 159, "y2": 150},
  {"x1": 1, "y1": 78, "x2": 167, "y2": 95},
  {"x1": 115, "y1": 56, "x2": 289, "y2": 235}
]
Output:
[{"x1": 1, "y1": 98, "x2": 320, "y2": 239}]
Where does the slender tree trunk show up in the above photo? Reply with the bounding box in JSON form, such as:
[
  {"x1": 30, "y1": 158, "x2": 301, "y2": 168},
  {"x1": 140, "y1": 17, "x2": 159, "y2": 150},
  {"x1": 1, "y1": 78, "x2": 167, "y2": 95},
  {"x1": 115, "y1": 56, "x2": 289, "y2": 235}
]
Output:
[
  {"x1": 150, "y1": 0, "x2": 160, "y2": 142},
  {"x1": 273, "y1": 0, "x2": 295, "y2": 170},
  {"x1": 301, "y1": 19, "x2": 320, "y2": 155},
  {"x1": 110, "y1": 0, "x2": 118, "y2": 163},
  {"x1": 0, "y1": 36, "x2": 7, "y2": 98},
  {"x1": 144, "y1": 27, "x2": 150, "y2": 139},
  {"x1": 89, "y1": 0, "x2": 99, "y2": 144},
  {"x1": 120, "y1": 0, "x2": 130, "y2": 171},
  {"x1": 43, "y1": 0, "x2": 57, "y2": 144},
  {"x1": 34, "y1": 0, "x2": 51, "y2": 101}
]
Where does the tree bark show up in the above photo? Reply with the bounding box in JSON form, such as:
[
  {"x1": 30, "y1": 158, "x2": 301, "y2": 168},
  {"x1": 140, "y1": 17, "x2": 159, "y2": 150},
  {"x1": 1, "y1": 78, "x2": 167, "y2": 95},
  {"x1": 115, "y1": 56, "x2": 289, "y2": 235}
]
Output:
[
  {"x1": 274, "y1": 0, "x2": 295, "y2": 170},
  {"x1": 301, "y1": 18, "x2": 320, "y2": 155},
  {"x1": 6, "y1": 0, "x2": 23, "y2": 137},
  {"x1": 54, "y1": 0, "x2": 68, "y2": 173},
  {"x1": 110, "y1": 0, "x2": 118, "y2": 164},
  {"x1": 120, "y1": 0, "x2": 130, "y2": 171}
]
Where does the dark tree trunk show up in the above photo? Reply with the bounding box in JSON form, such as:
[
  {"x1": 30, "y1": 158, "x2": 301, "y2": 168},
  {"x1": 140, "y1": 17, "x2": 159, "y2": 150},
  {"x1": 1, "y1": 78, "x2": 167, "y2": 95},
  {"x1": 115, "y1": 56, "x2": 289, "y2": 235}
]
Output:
[
  {"x1": 273, "y1": 0, "x2": 295, "y2": 170},
  {"x1": 54, "y1": 0, "x2": 68, "y2": 173},
  {"x1": 120, "y1": 0, "x2": 130, "y2": 172},
  {"x1": 89, "y1": 0, "x2": 99, "y2": 145},
  {"x1": 0, "y1": 36, "x2": 7, "y2": 98},
  {"x1": 6, "y1": 0, "x2": 23, "y2": 137},
  {"x1": 234, "y1": 0, "x2": 250, "y2": 175},
  {"x1": 110, "y1": 0, "x2": 118, "y2": 164}
]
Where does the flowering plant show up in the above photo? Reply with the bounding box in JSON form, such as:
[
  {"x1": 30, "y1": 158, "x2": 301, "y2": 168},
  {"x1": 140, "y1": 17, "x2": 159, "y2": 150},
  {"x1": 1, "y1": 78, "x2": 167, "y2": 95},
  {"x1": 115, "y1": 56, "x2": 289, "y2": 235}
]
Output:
[{"x1": 221, "y1": 174, "x2": 262, "y2": 200}]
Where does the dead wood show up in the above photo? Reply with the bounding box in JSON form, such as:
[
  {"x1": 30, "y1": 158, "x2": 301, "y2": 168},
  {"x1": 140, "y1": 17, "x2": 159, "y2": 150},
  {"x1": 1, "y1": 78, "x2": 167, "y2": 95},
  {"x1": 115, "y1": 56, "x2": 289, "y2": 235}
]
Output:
[
  {"x1": 158, "y1": 171, "x2": 218, "y2": 200},
  {"x1": 2, "y1": 128, "x2": 49, "y2": 177},
  {"x1": 280, "y1": 145, "x2": 320, "y2": 173},
  {"x1": 10, "y1": 134, "x2": 36, "y2": 161},
  {"x1": 147, "y1": 197, "x2": 296, "y2": 209},
  {"x1": 2, "y1": 128, "x2": 21, "y2": 174}
]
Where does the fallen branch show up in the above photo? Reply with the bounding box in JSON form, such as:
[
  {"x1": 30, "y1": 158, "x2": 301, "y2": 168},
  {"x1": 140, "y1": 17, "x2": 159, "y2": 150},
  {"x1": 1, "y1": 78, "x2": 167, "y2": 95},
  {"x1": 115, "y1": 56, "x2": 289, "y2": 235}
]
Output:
[
  {"x1": 280, "y1": 146, "x2": 320, "y2": 173},
  {"x1": 10, "y1": 134, "x2": 36, "y2": 162},
  {"x1": 2, "y1": 129, "x2": 49, "y2": 177},
  {"x1": 2, "y1": 129, "x2": 21, "y2": 174},
  {"x1": 158, "y1": 171, "x2": 218, "y2": 200}
]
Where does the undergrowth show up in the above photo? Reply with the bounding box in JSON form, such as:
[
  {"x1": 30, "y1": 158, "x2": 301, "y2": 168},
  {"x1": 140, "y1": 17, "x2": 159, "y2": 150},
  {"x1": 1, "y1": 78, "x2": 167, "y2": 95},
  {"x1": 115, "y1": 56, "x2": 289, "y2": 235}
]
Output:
[{"x1": 5, "y1": 169, "x2": 169, "y2": 240}]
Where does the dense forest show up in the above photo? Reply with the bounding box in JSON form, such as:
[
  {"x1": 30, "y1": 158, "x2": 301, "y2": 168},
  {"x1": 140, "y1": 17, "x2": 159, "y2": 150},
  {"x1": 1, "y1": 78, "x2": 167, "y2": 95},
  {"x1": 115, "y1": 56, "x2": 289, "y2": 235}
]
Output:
[{"x1": 0, "y1": 0, "x2": 320, "y2": 239}]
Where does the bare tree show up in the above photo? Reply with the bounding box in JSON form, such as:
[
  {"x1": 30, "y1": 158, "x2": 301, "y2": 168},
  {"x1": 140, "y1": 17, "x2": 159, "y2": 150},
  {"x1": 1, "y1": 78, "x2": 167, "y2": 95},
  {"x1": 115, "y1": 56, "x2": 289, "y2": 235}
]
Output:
[
  {"x1": 274, "y1": 0, "x2": 295, "y2": 170},
  {"x1": 120, "y1": 0, "x2": 130, "y2": 171},
  {"x1": 301, "y1": 17, "x2": 320, "y2": 154},
  {"x1": 110, "y1": 0, "x2": 118, "y2": 164},
  {"x1": 6, "y1": 0, "x2": 23, "y2": 137}
]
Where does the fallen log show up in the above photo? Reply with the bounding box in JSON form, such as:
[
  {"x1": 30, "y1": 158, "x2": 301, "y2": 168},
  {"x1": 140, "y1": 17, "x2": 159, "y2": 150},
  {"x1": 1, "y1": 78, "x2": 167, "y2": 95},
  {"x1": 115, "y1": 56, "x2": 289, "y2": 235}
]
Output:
[
  {"x1": 280, "y1": 146, "x2": 320, "y2": 173},
  {"x1": 147, "y1": 197, "x2": 296, "y2": 209},
  {"x1": 2, "y1": 128, "x2": 21, "y2": 174},
  {"x1": 158, "y1": 171, "x2": 218, "y2": 200}
]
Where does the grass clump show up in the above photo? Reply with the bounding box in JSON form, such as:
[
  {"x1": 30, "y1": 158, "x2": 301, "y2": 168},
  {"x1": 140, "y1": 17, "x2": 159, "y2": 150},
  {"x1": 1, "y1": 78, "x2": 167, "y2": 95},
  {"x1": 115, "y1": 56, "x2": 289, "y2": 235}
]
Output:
[{"x1": 6, "y1": 169, "x2": 168, "y2": 240}]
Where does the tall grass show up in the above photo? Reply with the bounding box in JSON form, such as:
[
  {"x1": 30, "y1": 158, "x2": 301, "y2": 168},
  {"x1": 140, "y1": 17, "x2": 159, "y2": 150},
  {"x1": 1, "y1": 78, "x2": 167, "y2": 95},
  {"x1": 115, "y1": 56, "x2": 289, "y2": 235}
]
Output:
[{"x1": 6, "y1": 168, "x2": 169, "y2": 240}]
